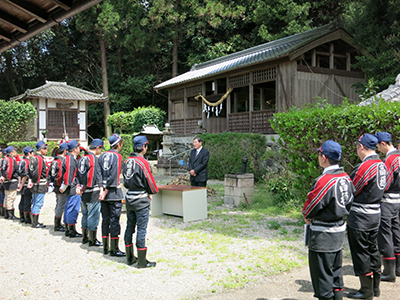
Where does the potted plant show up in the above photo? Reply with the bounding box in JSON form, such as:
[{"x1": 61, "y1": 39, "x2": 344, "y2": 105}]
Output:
[{"x1": 41, "y1": 130, "x2": 48, "y2": 142}]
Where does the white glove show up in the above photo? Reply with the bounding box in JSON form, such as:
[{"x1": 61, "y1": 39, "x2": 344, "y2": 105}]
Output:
[{"x1": 47, "y1": 183, "x2": 54, "y2": 194}]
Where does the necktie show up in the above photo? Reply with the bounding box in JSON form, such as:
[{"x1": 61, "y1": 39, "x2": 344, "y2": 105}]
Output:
[{"x1": 195, "y1": 151, "x2": 198, "y2": 158}]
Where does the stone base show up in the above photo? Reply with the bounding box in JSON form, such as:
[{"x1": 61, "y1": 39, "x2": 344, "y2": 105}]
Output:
[{"x1": 224, "y1": 173, "x2": 254, "y2": 207}]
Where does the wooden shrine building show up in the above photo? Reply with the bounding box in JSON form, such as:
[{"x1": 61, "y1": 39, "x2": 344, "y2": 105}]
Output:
[
  {"x1": 11, "y1": 81, "x2": 107, "y2": 146},
  {"x1": 154, "y1": 24, "x2": 366, "y2": 135}
]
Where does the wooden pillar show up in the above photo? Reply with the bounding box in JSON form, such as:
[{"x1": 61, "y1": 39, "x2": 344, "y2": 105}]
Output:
[
  {"x1": 183, "y1": 87, "x2": 188, "y2": 135},
  {"x1": 346, "y1": 52, "x2": 351, "y2": 71},
  {"x1": 201, "y1": 82, "x2": 206, "y2": 128},
  {"x1": 226, "y1": 77, "x2": 231, "y2": 131},
  {"x1": 249, "y1": 72, "x2": 253, "y2": 132},
  {"x1": 168, "y1": 90, "x2": 172, "y2": 122},
  {"x1": 312, "y1": 49, "x2": 316, "y2": 67},
  {"x1": 329, "y1": 43, "x2": 334, "y2": 69}
]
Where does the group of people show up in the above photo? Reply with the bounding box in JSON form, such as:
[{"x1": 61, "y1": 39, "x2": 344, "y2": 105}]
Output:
[
  {"x1": 0, "y1": 133, "x2": 162, "y2": 269},
  {"x1": 304, "y1": 132, "x2": 400, "y2": 300}
]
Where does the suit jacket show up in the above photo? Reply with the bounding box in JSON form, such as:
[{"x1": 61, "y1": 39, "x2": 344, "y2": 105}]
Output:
[{"x1": 188, "y1": 147, "x2": 209, "y2": 183}]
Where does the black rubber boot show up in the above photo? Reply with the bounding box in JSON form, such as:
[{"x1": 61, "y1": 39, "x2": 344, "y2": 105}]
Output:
[
  {"x1": 54, "y1": 217, "x2": 65, "y2": 232},
  {"x1": 373, "y1": 272, "x2": 380, "y2": 297},
  {"x1": 0, "y1": 206, "x2": 3, "y2": 216},
  {"x1": 103, "y1": 236, "x2": 110, "y2": 254},
  {"x1": 333, "y1": 289, "x2": 343, "y2": 300},
  {"x1": 8, "y1": 209, "x2": 19, "y2": 220},
  {"x1": 82, "y1": 228, "x2": 88, "y2": 244},
  {"x1": 347, "y1": 274, "x2": 373, "y2": 300},
  {"x1": 88, "y1": 231, "x2": 102, "y2": 247},
  {"x1": 136, "y1": 248, "x2": 156, "y2": 269},
  {"x1": 125, "y1": 245, "x2": 137, "y2": 265},
  {"x1": 32, "y1": 215, "x2": 46, "y2": 228},
  {"x1": 381, "y1": 259, "x2": 396, "y2": 282},
  {"x1": 68, "y1": 224, "x2": 83, "y2": 238},
  {"x1": 19, "y1": 211, "x2": 25, "y2": 223},
  {"x1": 396, "y1": 255, "x2": 400, "y2": 277},
  {"x1": 3, "y1": 206, "x2": 8, "y2": 219},
  {"x1": 24, "y1": 212, "x2": 31, "y2": 224},
  {"x1": 110, "y1": 238, "x2": 126, "y2": 257},
  {"x1": 3, "y1": 207, "x2": 8, "y2": 219}
]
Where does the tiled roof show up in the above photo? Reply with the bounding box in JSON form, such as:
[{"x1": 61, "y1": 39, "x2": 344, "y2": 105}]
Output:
[
  {"x1": 10, "y1": 81, "x2": 107, "y2": 102},
  {"x1": 155, "y1": 24, "x2": 342, "y2": 89},
  {"x1": 359, "y1": 74, "x2": 400, "y2": 106}
]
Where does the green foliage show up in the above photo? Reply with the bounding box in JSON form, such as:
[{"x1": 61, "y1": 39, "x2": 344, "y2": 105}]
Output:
[
  {"x1": 107, "y1": 106, "x2": 166, "y2": 134},
  {"x1": 9, "y1": 141, "x2": 58, "y2": 155},
  {"x1": 107, "y1": 111, "x2": 135, "y2": 133},
  {"x1": 201, "y1": 132, "x2": 266, "y2": 181},
  {"x1": 119, "y1": 133, "x2": 133, "y2": 161},
  {"x1": 0, "y1": 100, "x2": 36, "y2": 144},
  {"x1": 264, "y1": 170, "x2": 306, "y2": 209},
  {"x1": 270, "y1": 98, "x2": 400, "y2": 190},
  {"x1": 131, "y1": 106, "x2": 166, "y2": 132}
]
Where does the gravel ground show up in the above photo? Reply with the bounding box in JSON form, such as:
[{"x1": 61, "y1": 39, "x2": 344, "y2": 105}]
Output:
[{"x1": 1, "y1": 178, "x2": 397, "y2": 300}]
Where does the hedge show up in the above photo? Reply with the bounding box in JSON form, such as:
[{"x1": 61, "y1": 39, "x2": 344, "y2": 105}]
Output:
[
  {"x1": 201, "y1": 132, "x2": 267, "y2": 181},
  {"x1": 0, "y1": 100, "x2": 36, "y2": 143},
  {"x1": 270, "y1": 99, "x2": 400, "y2": 189},
  {"x1": 9, "y1": 141, "x2": 58, "y2": 156},
  {"x1": 107, "y1": 106, "x2": 166, "y2": 134}
]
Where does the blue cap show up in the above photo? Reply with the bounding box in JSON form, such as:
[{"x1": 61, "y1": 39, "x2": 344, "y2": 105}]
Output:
[
  {"x1": 375, "y1": 132, "x2": 392, "y2": 143},
  {"x1": 36, "y1": 141, "x2": 47, "y2": 150},
  {"x1": 133, "y1": 135, "x2": 149, "y2": 148},
  {"x1": 317, "y1": 140, "x2": 342, "y2": 161},
  {"x1": 91, "y1": 139, "x2": 104, "y2": 148},
  {"x1": 58, "y1": 142, "x2": 68, "y2": 152},
  {"x1": 1, "y1": 148, "x2": 7, "y2": 155},
  {"x1": 23, "y1": 146, "x2": 34, "y2": 155},
  {"x1": 67, "y1": 140, "x2": 80, "y2": 151},
  {"x1": 6, "y1": 146, "x2": 15, "y2": 154},
  {"x1": 109, "y1": 133, "x2": 123, "y2": 147},
  {"x1": 358, "y1": 133, "x2": 378, "y2": 149}
]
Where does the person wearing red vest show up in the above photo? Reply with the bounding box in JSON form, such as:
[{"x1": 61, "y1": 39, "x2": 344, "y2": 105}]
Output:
[
  {"x1": 303, "y1": 140, "x2": 354, "y2": 300},
  {"x1": 0, "y1": 146, "x2": 19, "y2": 220},
  {"x1": 48, "y1": 142, "x2": 68, "y2": 232},
  {"x1": 76, "y1": 139, "x2": 103, "y2": 246},
  {"x1": 347, "y1": 134, "x2": 387, "y2": 299},
  {"x1": 123, "y1": 136, "x2": 159, "y2": 268},
  {"x1": 27, "y1": 141, "x2": 48, "y2": 228},
  {"x1": 375, "y1": 132, "x2": 400, "y2": 282},
  {"x1": 17, "y1": 146, "x2": 34, "y2": 223},
  {"x1": 59, "y1": 140, "x2": 82, "y2": 238},
  {"x1": 98, "y1": 134, "x2": 125, "y2": 257}
]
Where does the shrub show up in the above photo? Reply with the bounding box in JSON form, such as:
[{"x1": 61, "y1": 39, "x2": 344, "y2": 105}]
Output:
[
  {"x1": 131, "y1": 106, "x2": 166, "y2": 132},
  {"x1": 0, "y1": 100, "x2": 36, "y2": 143},
  {"x1": 107, "y1": 106, "x2": 166, "y2": 134},
  {"x1": 107, "y1": 111, "x2": 135, "y2": 133},
  {"x1": 201, "y1": 132, "x2": 267, "y2": 181},
  {"x1": 120, "y1": 134, "x2": 133, "y2": 161},
  {"x1": 9, "y1": 141, "x2": 58, "y2": 156},
  {"x1": 270, "y1": 98, "x2": 400, "y2": 192}
]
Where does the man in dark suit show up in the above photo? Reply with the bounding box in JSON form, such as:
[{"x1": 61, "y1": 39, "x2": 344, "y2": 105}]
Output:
[{"x1": 188, "y1": 137, "x2": 210, "y2": 187}]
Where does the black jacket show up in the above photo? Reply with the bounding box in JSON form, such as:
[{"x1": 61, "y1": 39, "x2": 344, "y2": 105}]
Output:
[
  {"x1": 2, "y1": 155, "x2": 18, "y2": 190},
  {"x1": 188, "y1": 147, "x2": 209, "y2": 183},
  {"x1": 76, "y1": 152, "x2": 101, "y2": 203},
  {"x1": 28, "y1": 153, "x2": 48, "y2": 193},
  {"x1": 123, "y1": 153, "x2": 159, "y2": 211},
  {"x1": 348, "y1": 154, "x2": 387, "y2": 230},
  {"x1": 303, "y1": 167, "x2": 354, "y2": 252}
]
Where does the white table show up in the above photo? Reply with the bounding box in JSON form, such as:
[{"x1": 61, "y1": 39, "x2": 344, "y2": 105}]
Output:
[{"x1": 151, "y1": 185, "x2": 207, "y2": 222}]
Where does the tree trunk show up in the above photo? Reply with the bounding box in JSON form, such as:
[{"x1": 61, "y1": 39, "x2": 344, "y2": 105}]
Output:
[
  {"x1": 172, "y1": 37, "x2": 178, "y2": 78},
  {"x1": 4, "y1": 51, "x2": 18, "y2": 96},
  {"x1": 100, "y1": 35, "x2": 112, "y2": 137}
]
